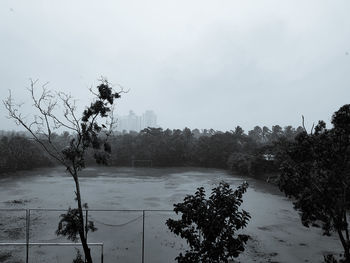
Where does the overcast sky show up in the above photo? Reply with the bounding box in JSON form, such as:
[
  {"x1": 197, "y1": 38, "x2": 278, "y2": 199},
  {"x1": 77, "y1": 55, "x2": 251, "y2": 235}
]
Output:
[{"x1": 1, "y1": 0, "x2": 349, "y2": 132}]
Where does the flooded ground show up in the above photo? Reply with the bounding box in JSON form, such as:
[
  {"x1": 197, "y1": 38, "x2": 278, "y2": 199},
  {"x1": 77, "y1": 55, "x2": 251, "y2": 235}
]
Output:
[{"x1": 0, "y1": 167, "x2": 341, "y2": 262}]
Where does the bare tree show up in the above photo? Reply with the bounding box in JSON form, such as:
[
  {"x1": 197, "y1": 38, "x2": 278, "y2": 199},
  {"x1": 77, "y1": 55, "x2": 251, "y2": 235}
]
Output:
[{"x1": 3, "y1": 78, "x2": 123, "y2": 263}]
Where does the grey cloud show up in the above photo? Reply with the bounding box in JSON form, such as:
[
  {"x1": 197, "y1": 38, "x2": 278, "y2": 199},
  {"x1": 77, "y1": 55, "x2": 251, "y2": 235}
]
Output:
[{"x1": 1, "y1": 0, "x2": 350, "y2": 131}]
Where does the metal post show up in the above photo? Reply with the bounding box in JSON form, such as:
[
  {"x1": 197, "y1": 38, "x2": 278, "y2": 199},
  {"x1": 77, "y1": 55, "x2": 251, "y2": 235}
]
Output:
[
  {"x1": 85, "y1": 210, "x2": 88, "y2": 241},
  {"x1": 101, "y1": 244, "x2": 104, "y2": 263},
  {"x1": 142, "y1": 210, "x2": 145, "y2": 263},
  {"x1": 26, "y1": 209, "x2": 30, "y2": 263}
]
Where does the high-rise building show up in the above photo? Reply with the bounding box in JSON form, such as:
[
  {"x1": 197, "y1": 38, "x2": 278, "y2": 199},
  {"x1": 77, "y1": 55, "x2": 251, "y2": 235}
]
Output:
[
  {"x1": 142, "y1": 110, "x2": 157, "y2": 129},
  {"x1": 116, "y1": 110, "x2": 157, "y2": 132}
]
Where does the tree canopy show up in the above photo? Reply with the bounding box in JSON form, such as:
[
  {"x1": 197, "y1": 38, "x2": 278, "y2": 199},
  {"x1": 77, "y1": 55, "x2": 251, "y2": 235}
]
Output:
[
  {"x1": 166, "y1": 182, "x2": 250, "y2": 263},
  {"x1": 279, "y1": 105, "x2": 350, "y2": 262}
]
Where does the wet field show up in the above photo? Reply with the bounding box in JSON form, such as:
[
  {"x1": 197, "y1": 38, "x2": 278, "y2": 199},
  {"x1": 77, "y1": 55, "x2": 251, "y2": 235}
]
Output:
[{"x1": 0, "y1": 167, "x2": 341, "y2": 262}]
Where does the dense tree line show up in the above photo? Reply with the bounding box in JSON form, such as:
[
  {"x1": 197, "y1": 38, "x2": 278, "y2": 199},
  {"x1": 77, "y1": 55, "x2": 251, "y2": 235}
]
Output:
[
  {"x1": 0, "y1": 124, "x2": 302, "y2": 178},
  {"x1": 0, "y1": 134, "x2": 53, "y2": 174},
  {"x1": 108, "y1": 125, "x2": 302, "y2": 177}
]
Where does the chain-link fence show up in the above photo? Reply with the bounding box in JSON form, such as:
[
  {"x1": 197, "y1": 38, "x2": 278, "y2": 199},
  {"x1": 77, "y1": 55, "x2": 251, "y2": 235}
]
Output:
[{"x1": 0, "y1": 208, "x2": 185, "y2": 263}]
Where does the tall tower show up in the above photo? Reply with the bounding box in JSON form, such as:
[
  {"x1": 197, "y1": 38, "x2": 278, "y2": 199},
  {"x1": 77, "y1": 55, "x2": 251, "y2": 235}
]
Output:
[
  {"x1": 142, "y1": 110, "x2": 157, "y2": 129},
  {"x1": 116, "y1": 110, "x2": 157, "y2": 132}
]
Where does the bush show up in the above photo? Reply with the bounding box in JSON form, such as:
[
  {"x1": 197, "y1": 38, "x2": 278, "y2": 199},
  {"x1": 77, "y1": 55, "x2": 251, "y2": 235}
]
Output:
[{"x1": 166, "y1": 182, "x2": 250, "y2": 263}]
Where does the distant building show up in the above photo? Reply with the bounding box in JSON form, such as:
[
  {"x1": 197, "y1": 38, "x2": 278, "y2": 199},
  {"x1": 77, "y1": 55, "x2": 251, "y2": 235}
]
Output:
[
  {"x1": 142, "y1": 110, "x2": 157, "y2": 128},
  {"x1": 116, "y1": 110, "x2": 157, "y2": 132}
]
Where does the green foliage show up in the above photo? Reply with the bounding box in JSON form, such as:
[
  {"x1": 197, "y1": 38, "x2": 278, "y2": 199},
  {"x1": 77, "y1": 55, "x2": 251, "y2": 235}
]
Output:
[
  {"x1": 227, "y1": 153, "x2": 254, "y2": 175},
  {"x1": 324, "y1": 254, "x2": 342, "y2": 263},
  {"x1": 227, "y1": 152, "x2": 277, "y2": 176},
  {"x1": 62, "y1": 79, "x2": 120, "y2": 171},
  {"x1": 0, "y1": 135, "x2": 53, "y2": 174},
  {"x1": 56, "y1": 208, "x2": 97, "y2": 242},
  {"x1": 72, "y1": 249, "x2": 84, "y2": 263},
  {"x1": 0, "y1": 121, "x2": 302, "y2": 178},
  {"x1": 166, "y1": 182, "x2": 250, "y2": 263},
  {"x1": 279, "y1": 104, "x2": 350, "y2": 262},
  {"x1": 106, "y1": 124, "x2": 301, "y2": 177}
]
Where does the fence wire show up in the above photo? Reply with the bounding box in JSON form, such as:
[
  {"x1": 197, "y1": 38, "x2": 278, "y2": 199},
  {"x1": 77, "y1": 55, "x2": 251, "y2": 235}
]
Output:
[{"x1": 0, "y1": 208, "x2": 177, "y2": 263}]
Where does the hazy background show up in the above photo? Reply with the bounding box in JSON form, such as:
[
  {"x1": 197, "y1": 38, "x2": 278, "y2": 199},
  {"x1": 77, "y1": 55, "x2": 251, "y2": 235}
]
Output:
[{"x1": 1, "y1": 0, "x2": 349, "y2": 131}]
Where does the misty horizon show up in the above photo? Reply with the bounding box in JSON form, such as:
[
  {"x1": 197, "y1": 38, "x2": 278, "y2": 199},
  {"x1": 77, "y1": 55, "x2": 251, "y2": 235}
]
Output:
[{"x1": 1, "y1": 0, "x2": 350, "y2": 132}]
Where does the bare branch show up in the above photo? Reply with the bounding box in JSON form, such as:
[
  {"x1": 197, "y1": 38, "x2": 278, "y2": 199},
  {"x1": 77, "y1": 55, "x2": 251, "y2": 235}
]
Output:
[
  {"x1": 89, "y1": 86, "x2": 99, "y2": 97},
  {"x1": 113, "y1": 82, "x2": 130, "y2": 94},
  {"x1": 55, "y1": 92, "x2": 80, "y2": 133},
  {"x1": 3, "y1": 90, "x2": 67, "y2": 166},
  {"x1": 96, "y1": 76, "x2": 130, "y2": 95}
]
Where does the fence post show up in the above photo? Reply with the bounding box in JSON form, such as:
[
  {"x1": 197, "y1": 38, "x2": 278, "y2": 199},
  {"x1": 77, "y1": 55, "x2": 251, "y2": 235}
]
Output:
[
  {"x1": 26, "y1": 209, "x2": 30, "y2": 263},
  {"x1": 85, "y1": 210, "x2": 88, "y2": 241},
  {"x1": 142, "y1": 210, "x2": 145, "y2": 263},
  {"x1": 101, "y1": 244, "x2": 104, "y2": 263}
]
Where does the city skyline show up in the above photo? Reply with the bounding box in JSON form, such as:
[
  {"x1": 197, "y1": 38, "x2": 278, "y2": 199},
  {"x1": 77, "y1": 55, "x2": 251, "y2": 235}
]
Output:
[{"x1": 116, "y1": 110, "x2": 158, "y2": 132}]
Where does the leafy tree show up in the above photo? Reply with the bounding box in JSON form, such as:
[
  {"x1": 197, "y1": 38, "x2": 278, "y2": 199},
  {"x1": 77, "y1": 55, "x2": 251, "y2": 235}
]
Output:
[
  {"x1": 227, "y1": 153, "x2": 254, "y2": 175},
  {"x1": 262, "y1": 126, "x2": 271, "y2": 143},
  {"x1": 279, "y1": 105, "x2": 350, "y2": 262},
  {"x1": 166, "y1": 182, "x2": 250, "y2": 263},
  {"x1": 72, "y1": 249, "x2": 84, "y2": 263},
  {"x1": 283, "y1": 125, "x2": 295, "y2": 139},
  {"x1": 234, "y1": 126, "x2": 245, "y2": 136},
  {"x1": 270, "y1": 125, "x2": 283, "y2": 142},
  {"x1": 248, "y1": 126, "x2": 263, "y2": 144},
  {"x1": 4, "y1": 78, "x2": 122, "y2": 263},
  {"x1": 0, "y1": 134, "x2": 53, "y2": 173},
  {"x1": 192, "y1": 128, "x2": 201, "y2": 139}
]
